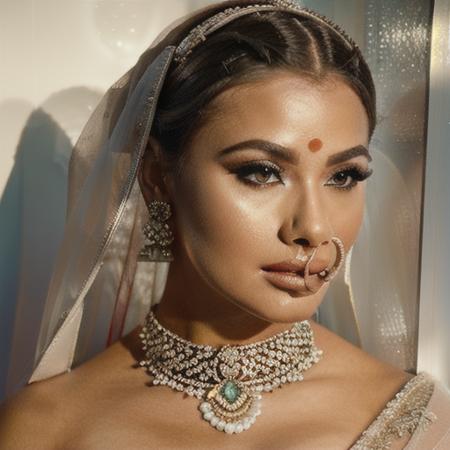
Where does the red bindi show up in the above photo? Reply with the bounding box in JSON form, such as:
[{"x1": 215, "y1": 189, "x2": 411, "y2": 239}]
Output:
[{"x1": 308, "y1": 138, "x2": 323, "y2": 152}]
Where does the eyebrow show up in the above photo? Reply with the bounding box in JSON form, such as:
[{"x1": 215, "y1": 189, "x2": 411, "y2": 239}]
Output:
[{"x1": 217, "y1": 139, "x2": 372, "y2": 166}]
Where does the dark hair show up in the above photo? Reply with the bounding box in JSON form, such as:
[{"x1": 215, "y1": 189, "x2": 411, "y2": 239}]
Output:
[{"x1": 152, "y1": 10, "x2": 376, "y2": 173}]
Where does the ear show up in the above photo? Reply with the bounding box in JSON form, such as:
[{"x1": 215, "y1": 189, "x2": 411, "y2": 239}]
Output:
[{"x1": 138, "y1": 135, "x2": 172, "y2": 203}]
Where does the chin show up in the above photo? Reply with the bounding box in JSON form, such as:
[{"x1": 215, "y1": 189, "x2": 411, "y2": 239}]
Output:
[{"x1": 251, "y1": 297, "x2": 321, "y2": 324}]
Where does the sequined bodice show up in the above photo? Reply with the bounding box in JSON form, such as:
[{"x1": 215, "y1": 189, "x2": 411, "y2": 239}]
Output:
[{"x1": 350, "y1": 372, "x2": 436, "y2": 449}]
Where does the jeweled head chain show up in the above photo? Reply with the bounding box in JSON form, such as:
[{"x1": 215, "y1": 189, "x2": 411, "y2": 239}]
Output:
[
  {"x1": 173, "y1": 0, "x2": 360, "y2": 65},
  {"x1": 138, "y1": 0, "x2": 353, "y2": 435}
]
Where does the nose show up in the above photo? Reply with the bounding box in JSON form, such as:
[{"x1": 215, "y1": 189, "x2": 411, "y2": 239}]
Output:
[{"x1": 280, "y1": 184, "x2": 332, "y2": 252}]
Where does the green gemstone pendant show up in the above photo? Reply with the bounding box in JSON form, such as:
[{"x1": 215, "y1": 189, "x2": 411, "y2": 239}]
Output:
[
  {"x1": 221, "y1": 380, "x2": 241, "y2": 403},
  {"x1": 199, "y1": 379, "x2": 262, "y2": 434}
]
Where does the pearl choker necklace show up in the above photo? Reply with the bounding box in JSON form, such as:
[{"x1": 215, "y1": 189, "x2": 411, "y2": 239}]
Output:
[{"x1": 139, "y1": 309, "x2": 323, "y2": 434}]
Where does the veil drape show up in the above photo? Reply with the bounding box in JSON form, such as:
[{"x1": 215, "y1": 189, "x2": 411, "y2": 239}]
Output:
[{"x1": 5, "y1": 0, "x2": 416, "y2": 396}]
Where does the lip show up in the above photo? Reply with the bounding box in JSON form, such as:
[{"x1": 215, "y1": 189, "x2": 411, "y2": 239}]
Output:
[
  {"x1": 262, "y1": 259, "x2": 307, "y2": 275},
  {"x1": 262, "y1": 269, "x2": 307, "y2": 291},
  {"x1": 261, "y1": 256, "x2": 331, "y2": 293}
]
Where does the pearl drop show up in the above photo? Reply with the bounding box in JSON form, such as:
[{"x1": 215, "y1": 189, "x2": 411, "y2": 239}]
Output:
[
  {"x1": 216, "y1": 420, "x2": 226, "y2": 431},
  {"x1": 235, "y1": 423, "x2": 244, "y2": 433},
  {"x1": 203, "y1": 411, "x2": 214, "y2": 421},
  {"x1": 225, "y1": 423, "x2": 235, "y2": 434},
  {"x1": 199, "y1": 402, "x2": 210, "y2": 413},
  {"x1": 211, "y1": 417, "x2": 219, "y2": 426}
]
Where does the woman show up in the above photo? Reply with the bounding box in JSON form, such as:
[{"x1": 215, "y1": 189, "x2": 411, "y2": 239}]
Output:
[{"x1": 1, "y1": 0, "x2": 449, "y2": 448}]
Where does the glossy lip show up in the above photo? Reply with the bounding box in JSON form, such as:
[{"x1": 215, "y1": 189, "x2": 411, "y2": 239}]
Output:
[
  {"x1": 262, "y1": 269, "x2": 307, "y2": 292},
  {"x1": 261, "y1": 256, "x2": 330, "y2": 293},
  {"x1": 262, "y1": 258, "x2": 307, "y2": 275}
]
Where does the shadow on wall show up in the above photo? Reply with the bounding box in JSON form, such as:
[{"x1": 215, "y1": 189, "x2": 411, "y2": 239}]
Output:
[{"x1": 0, "y1": 87, "x2": 102, "y2": 401}]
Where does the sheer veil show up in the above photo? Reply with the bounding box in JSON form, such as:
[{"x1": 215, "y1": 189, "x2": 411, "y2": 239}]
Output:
[{"x1": 5, "y1": 0, "x2": 416, "y2": 396}]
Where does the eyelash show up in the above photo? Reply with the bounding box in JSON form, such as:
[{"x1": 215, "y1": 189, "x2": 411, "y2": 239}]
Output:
[{"x1": 232, "y1": 161, "x2": 373, "y2": 191}]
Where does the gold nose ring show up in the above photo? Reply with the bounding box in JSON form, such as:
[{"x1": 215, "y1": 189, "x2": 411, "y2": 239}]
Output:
[{"x1": 317, "y1": 237, "x2": 345, "y2": 282}]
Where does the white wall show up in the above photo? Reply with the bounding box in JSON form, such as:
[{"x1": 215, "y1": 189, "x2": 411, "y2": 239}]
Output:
[{"x1": 0, "y1": 0, "x2": 215, "y2": 195}]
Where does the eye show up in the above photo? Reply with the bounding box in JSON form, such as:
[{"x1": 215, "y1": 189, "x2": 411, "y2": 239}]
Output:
[
  {"x1": 233, "y1": 161, "x2": 284, "y2": 187},
  {"x1": 326, "y1": 165, "x2": 373, "y2": 191}
]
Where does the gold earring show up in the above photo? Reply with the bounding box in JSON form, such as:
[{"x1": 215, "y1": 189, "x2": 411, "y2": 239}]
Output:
[{"x1": 138, "y1": 200, "x2": 174, "y2": 262}]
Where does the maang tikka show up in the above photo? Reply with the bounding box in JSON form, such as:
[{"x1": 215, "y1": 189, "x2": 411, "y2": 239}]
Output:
[{"x1": 139, "y1": 200, "x2": 174, "y2": 262}]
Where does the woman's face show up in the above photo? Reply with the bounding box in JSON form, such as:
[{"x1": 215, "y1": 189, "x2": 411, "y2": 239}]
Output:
[{"x1": 161, "y1": 70, "x2": 371, "y2": 323}]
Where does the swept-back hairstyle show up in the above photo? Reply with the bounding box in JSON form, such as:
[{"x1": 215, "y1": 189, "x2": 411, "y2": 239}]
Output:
[{"x1": 152, "y1": 10, "x2": 376, "y2": 172}]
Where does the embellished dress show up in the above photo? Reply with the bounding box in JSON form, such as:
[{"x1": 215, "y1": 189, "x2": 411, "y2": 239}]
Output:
[{"x1": 350, "y1": 371, "x2": 450, "y2": 449}]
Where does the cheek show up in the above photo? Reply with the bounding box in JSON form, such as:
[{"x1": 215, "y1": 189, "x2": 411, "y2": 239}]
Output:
[{"x1": 170, "y1": 165, "x2": 275, "y2": 264}]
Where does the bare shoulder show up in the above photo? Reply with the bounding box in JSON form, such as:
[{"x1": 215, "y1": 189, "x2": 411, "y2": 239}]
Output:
[
  {"x1": 0, "y1": 329, "x2": 143, "y2": 450},
  {"x1": 0, "y1": 373, "x2": 67, "y2": 450}
]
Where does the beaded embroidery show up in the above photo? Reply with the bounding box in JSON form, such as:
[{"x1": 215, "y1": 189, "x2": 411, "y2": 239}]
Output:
[
  {"x1": 173, "y1": 0, "x2": 358, "y2": 64},
  {"x1": 350, "y1": 372, "x2": 437, "y2": 449}
]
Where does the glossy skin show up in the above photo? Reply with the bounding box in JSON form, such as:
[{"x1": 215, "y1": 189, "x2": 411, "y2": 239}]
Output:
[
  {"x1": 0, "y1": 71, "x2": 413, "y2": 450},
  {"x1": 140, "y1": 69, "x2": 371, "y2": 346}
]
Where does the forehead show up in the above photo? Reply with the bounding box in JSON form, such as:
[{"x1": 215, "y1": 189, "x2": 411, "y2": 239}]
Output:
[{"x1": 190, "y1": 71, "x2": 369, "y2": 153}]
